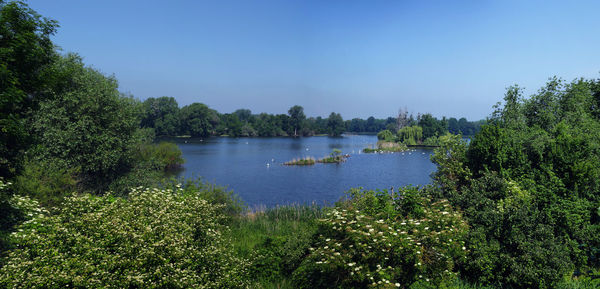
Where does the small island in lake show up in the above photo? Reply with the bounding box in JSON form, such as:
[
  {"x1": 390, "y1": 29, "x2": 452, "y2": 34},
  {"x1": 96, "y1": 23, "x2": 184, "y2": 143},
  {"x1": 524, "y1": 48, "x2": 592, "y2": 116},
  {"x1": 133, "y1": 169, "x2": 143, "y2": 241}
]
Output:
[
  {"x1": 283, "y1": 157, "x2": 316, "y2": 166},
  {"x1": 284, "y1": 149, "x2": 349, "y2": 165}
]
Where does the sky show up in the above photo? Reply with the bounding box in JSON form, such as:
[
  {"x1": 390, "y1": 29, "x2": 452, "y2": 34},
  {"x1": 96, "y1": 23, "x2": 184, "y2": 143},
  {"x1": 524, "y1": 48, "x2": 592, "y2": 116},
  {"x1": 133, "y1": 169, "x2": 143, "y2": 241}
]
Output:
[{"x1": 27, "y1": 0, "x2": 600, "y2": 120}]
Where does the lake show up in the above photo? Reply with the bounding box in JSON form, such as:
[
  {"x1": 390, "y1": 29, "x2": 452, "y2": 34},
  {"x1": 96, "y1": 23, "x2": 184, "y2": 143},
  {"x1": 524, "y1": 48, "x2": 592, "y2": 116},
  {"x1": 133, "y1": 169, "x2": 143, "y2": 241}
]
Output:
[{"x1": 172, "y1": 135, "x2": 437, "y2": 208}]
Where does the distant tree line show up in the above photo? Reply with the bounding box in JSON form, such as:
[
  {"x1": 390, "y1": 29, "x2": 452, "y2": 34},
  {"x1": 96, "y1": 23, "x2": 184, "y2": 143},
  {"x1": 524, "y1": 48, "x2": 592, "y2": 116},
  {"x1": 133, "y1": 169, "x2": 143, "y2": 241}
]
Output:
[{"x1": 140, "y1": 96, "x2": 483, "y2": 138}]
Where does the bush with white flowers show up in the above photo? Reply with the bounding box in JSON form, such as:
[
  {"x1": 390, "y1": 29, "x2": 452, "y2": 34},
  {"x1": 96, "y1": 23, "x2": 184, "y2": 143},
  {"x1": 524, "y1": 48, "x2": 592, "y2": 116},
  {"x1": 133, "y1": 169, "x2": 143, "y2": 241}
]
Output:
[
  {"x1": 292, "y1": 187, "x2": 468, "y2": 288},
  {"x1": 0, "y1": 187, "x2": 249, "y2": 288}
]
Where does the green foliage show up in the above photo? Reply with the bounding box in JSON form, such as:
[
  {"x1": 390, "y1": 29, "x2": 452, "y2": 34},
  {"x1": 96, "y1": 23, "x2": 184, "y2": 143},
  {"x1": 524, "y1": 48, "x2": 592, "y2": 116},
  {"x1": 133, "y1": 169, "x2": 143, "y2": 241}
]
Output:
[
  {"x1": 229, "y1": 205, "x2": 322, "y2": 287},
  {"x1": 429, "y1": 134, "x2": 471, "y2": 194},
  {"x1": 447, "y1": 118, "x2": 485, "y2": 136},
  {"x1": 141, "y1": 96, "x2": 180, "y2": 136},
  {"x1": 179, "y1": 102, "x2": 219, "y2": 137},
  {"x1": 327, "y1": 112, "x2": 345, "y2": 136},
  {"x1": 398, "y1": 125, "x2": 423, "y2": 145},
  {"x1": 317, "y1": 149, "x2": 348, "y2": 163},
  {"x1": 30, "y1": 54, "x2": 141, "y2": 192},
  {"x1": 292, "y1": 187, "x2": 468, "y2": 288},
  {"x1": 136, "y1": 141, "x2": 184, "y2": 171},
  {"x1": 160, "y1": 177, "x2": 245, "y2": 219},
  {"x1": 12, "y1": 158, "x2": 77, "y2": 208},
  {"x1": 0, "y1": 187, "x2": 250, "y2": 288},
  {"x1": 418, "y1": 114, "x2": 447, "y2": 139},
  {"x1": 0, "y1": 186, "x2": 48, "y2": 258},
  {"x1": 0, "y1": 0, "x2": 58, "y2": 177},
  {"x1": 433, "y1": 77, "x2": 600, "y2": 288},
  {"x1": 422, "y1": 135, "x2": 444, "y2": 146},
  {"x1": 378, "y1": 129, "x2": 396, "y2": 141},
  {"x1": 288, "y1": 105, "x2": 306, "y2": 137}
]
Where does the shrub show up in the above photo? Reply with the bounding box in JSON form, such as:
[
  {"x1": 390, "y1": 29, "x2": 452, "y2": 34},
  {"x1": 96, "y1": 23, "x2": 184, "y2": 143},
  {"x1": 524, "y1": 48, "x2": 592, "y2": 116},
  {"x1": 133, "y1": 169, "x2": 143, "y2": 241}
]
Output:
[
  {"x1": 12, "y1": 158, "x2": 77, "y2": 208},
  {"x1": 0, "y1": 180, "x2": 47, "y2": 256},
  {"x1": 136, "y1": 141, "x2": 185, "y2": 171},
  {"x1": 292, "y1": 187, "x2": 468, "y2": 288},
  {"x1": 160, "y1": 177, "x2": 245, "y2": 221},
  {"x1": 0, "y1": 187, "x2": 250, "y2": 288}
]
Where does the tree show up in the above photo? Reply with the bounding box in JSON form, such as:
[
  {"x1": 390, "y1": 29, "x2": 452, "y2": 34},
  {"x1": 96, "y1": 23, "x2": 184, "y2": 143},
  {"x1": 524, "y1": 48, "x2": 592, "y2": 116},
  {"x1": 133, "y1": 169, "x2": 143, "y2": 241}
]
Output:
[
  {"x1": 0, "y1": 1, "x2": 58, "y2": 177},
  {"x1": 376, "y1": 129, "x2": 394, "y2": 141},
  {"x1": 141, "y1": 96, "x2": 180, "y2": 136},
  {"x1": 287, "y1": 105, "x2": 305, "y2": 137},
  {"x1": 234, "y1": 109, "x2": 252, "y2": 123},
  {"x1": 397, "y1": 107, "x2": 410, "y2": 129},
  {"x1": 180, "y1": 103, "x2": 219, "y2": 137},
  {"x1": 433, "y1": 78, "x2": 600, "y2": 287},
  {"x1": 418, "y1": 113, "x2": 447, "y2": 139},
  {"x1": 29, "y1": 54, "x2": 141, "y2": 191},
  {"x1": 365, "y1": 116, "x2": 377, "y2": 132},
  {"x1": 326, "y1": 112, "x2": 344, "y2": 136}
]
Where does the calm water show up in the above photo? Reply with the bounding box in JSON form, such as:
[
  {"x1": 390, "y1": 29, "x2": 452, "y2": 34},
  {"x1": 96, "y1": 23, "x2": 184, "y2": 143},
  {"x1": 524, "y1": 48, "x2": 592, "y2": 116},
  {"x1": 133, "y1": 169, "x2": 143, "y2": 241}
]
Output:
[{"x1": 172, "y1": 135, "x2": 437, "y2": 207}]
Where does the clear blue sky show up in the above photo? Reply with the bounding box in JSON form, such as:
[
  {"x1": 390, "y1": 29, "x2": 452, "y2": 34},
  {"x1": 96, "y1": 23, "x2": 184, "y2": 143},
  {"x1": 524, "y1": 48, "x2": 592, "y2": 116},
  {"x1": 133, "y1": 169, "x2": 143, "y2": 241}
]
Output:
[{"x1": 28, "y1": 0, "x2": 600, "y2": 120}]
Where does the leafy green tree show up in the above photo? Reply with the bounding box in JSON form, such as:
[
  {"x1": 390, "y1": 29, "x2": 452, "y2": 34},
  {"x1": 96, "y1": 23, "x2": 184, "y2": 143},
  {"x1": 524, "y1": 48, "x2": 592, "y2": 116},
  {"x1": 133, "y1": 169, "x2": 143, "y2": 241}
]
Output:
[
  {"x1": 418, "y1": 113, "x2": 447, "y2": 139},
  {"x1": 397, "y1": 125, "x2": 423, "y2": 145},
  {"x1": 179, "y1": 103, "x2": 219, "y2": 137},
  {"x1": 287, "y1": 105, "x2": 305, "y2": 137},
  {"x1": 0, "y1": 0, "x2": 58, "y2": 177},
  {"x1": 29, "y1": 54, "x2": 141, "y2": 192},
  {"x1": 365, "y1": 116, "x2": 377, "y2": 132},
  {"x1": 141, "y1": 96, "x2": 180, "y2": 136},
  {"x1": 234, "y1": 108, "x2": 252, "y2": 123},
  {"x1": 326, "y1": 112, "x2": 344, "y2": 136},
  {"x1": 433, "y1": 78, "x2": 600, "y2": 288},
  {"x1": 376, "y1": 129, "x2": 394, "y2": 141}
]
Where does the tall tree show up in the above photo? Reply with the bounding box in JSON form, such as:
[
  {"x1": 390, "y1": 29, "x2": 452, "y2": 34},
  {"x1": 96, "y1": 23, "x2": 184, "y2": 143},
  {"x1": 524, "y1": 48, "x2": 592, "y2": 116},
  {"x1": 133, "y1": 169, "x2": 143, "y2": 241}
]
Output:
[
  {"x1": 327, "y1": 112, "x2": 345, "y2": 136},
  {"x1": 0, "y1": 1, "x2": 58, "y2": 177},
  {"x1": 287, "y1": 105, "x2": 305, "y2": 137},
  {"x1": 141, "y1": 96, "x2": 180, "y2": 136},
  {"x1": 30, "y1": 54, "x2": 141, "y2": 191},
  {"x1": 179, "y1": 103, "x2": 219, "y2": 137}
]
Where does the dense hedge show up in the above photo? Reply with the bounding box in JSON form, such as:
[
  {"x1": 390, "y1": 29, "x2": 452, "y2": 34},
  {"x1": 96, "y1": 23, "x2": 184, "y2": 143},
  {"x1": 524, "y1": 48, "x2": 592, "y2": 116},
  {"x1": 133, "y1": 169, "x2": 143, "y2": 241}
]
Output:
[{"x1": 0, "y1": 187, "x2": 249, "y2": 288}]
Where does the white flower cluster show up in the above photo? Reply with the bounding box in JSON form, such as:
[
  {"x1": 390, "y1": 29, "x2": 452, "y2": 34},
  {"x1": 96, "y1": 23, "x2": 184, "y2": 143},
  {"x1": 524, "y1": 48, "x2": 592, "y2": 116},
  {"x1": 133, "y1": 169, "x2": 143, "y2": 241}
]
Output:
[
  {"x1": 299, "y1": 197, "x2": 468, "y2": 288},
  {"x1": 0, "y1": 186, "x2": 250, "y2": 288}
]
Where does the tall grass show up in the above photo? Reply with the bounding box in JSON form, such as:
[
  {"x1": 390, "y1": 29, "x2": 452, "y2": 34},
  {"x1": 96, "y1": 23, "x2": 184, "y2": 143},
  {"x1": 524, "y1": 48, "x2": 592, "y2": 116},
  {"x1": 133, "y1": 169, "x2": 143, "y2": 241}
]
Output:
[{"x1": 227, "y1": 204, "x2": 323, "y2": 288}]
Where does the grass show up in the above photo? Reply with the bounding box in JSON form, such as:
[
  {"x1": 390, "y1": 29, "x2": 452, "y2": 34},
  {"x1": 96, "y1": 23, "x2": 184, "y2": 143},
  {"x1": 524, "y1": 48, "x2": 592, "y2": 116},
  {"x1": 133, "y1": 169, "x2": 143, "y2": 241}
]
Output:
[{"x1": 227, "y1": 204, "x2": 324, "y2": 288}]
